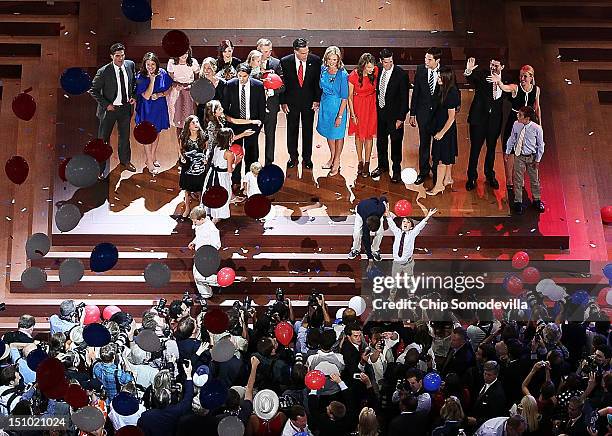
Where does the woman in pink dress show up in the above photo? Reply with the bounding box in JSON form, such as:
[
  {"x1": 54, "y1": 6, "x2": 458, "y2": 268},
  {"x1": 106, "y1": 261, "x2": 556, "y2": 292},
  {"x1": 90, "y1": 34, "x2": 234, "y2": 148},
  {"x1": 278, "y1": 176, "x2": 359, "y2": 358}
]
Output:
[
  {"x1": 348, "y1": 53, "x2": 378, "y2": 178},
  {"x1": 167, "y1": 47, "x2": 200, "y2": 152}
]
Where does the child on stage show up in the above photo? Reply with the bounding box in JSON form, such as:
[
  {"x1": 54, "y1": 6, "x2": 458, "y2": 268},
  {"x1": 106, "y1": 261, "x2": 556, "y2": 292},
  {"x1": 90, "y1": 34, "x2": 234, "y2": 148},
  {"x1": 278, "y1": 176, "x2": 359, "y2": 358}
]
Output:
[{"x1": 188, "y1": 206, "x2": 220, "y2": 300}]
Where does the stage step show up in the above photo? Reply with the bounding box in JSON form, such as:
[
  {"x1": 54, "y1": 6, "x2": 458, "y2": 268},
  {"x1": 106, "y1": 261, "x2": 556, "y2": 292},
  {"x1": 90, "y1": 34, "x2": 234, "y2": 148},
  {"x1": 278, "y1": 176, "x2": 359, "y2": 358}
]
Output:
[
  {"x1": 598, "y1": 90, "x2": 612, "y2": 104},
  {"x1": 559, "y1": 48, "x2": 612, "y2": 62},
  {"x1": 578, "y1": 69, "x2": 612, "y2": 83},
  {"x1": 0, "y1": 43, "x2": 41, "y2": 57},
  {"x1": 521, "y1": 5, "x2": 612, "y2": 23},
  {"x1": 0, "y1": 2, "x2": 80, "y2": 16},
  {"x1": 0, "y1": 22, "x2": 61, "y2": 37},
  {"x1": 0, "y1": 64, "x2": 21, "y2": 79},
  {"x1": 540, "y1": 27, "x2": 612, "y2": 43}
]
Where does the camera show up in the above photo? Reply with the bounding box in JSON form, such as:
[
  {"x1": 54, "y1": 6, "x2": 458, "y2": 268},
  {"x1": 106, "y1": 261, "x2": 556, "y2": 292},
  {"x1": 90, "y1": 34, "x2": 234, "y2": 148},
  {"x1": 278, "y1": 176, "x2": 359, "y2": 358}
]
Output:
[
  {"x1": 308, "y1": 292, "x2": 322, "y2": 307},
  {"x1": 155, "y1": 298, "x2": 168, "y2": 315},
  {"x1": 396, "y1": 378, "x2": 411, "y2": 392},
  {"x1": 275, "y1": 288, "x2": 285, "y2": 302},
  {"x1": 182, "y1": 291, "x2": 194, "y2": 308},
  {"x1": 582, "y1": 355, "x2": 599, "y2": 374}
]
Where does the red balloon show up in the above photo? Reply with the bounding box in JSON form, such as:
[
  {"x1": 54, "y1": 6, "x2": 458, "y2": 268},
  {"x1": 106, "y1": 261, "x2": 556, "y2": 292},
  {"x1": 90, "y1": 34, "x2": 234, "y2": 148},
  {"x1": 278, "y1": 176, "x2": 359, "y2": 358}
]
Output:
[
  {"x1": 58, "y1": 157, "x2": 71, "y2": 182},
  {"x1": 203, "y1": 308, "x2": 229, "y2": 334},
  {"x1": 304, "y1": 369, "x2": 326, "y2": 390},
  {"x1": 12, "y1": 92, "x2": 36, "y2": 121},
  {"x1": 394, "y1": 199, "x2": 412, "y2": 217},
  {"x1": 506, "y1": 275, "x2": 524, "y2": 296},
  {"x1": 521, "y1": 267, "x2": 540, "y2": 284},
  {"x1": 602, "y1": 206, "x2": 612, "y2": 224},
  {"x1": 36, "y1": 357, "x2": 69, "y2": 399},
  {"x1": 263, "y1": 73, "x2": 284, "y2": 90},
  {"x1": 217, "y1": 267, "x2": 236, "y2": 287},
  {"x1": 84, "y1": 138, "x2": 113, "y2": 163},
  {"x1": 493, "y1": 307, "x2": 504, "y2": 321},
  {"x1": 202, "y1": 186, "x2": 229, "y2": 209},
  {"x1": 116, "y1": 426, "x2": 145, "y2": 436},
  {"x1": 83, "y1": 305, "x2": 101, "y2": 325},
  {"x1": 162, "y1": 30, "x2": 190, "y2": 58},
  {"x1": 274, "y1": 321, "x2": 293, "y2": 346},
  {"x1": 511, "y1": 251, "x2": 530, "y2": 269},
  {"x1": 64, "y1": 384, "x2": 89, "y2": 408},
  {"x1": 133, "y1": 121, "x2": 158, "y2": 145},
  {"x1": 244, "y1": 194, "x2": 271, "y2": 219},
  {"x1": 601, "y1": 307, "x2": 612, "y2": 322},
  {"x1": 41, "y1": 378, "x2": 69, "y2": 400},
  {"x1": 103, "y1": 305, "x2": 121, "y2": 321},
  {"x1": 5, "y1": 156, "x2": 29, "y2": 184},
  {"x1": 229, "y1": 143, "x2": 244, "y2": 157},
  {"x1": 596, "y1": 287, "x2": 612, "y2": 306}
]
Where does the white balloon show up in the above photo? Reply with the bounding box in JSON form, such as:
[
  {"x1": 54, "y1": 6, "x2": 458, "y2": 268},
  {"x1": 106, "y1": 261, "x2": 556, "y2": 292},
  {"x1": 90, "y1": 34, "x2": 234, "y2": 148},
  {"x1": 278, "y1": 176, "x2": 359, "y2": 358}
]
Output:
[
  {"x1": 348, "y1": 296, "x2": 367, "y2": 316},
  {"x1": 217, "y1": 415, "x2": 245, "y2": 436},
  {"x1": 401, "y1": 168, "x2": 418, "y2": 185},
  {"x1": 55, "y1": 204, "x2": 82, "y2": 232},
  {"x1": 606, "y1": 289, "x2": 612, "y2": 306},
  {"x1": 144, "y1": 262, "x2": 171, "y2": 288},
  {"x1": 536, "y1": 279, "x2": 556, "y2": 296},
  {"x1": 548, "y1": 285, "x2": 567, "y2": 302},
  {"x1": 59, "y1": 258, "x2": 84, "y2": 285},
  {"x1": 211, "y1": 338, "x2": 236, "y2": 362},
  {"x1": 25, "y1": 233, "x2": 50, "y2": 259},
  {"x1": 335, "y1": 307, "x2": 346, "y2": 320},
  {"x1": 21, "y1": 267, "x2": 46, "y2": 289},
  {"x1": 65, "y1": 154, "x2": 99, "y2": 188}
]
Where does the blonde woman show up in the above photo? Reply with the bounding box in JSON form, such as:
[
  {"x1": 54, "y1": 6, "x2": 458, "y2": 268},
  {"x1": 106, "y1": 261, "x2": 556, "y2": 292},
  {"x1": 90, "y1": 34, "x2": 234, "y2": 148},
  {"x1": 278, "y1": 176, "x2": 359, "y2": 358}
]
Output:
[
  {"x1": 432, "y1": 396, "x2": 465, "y2": 436},
  {"x1": 513, "y1": 394, "x2": 540, "y2": 435},
  {"x1": 317, "y1": 46, "x2": 349, "y2": 176},
  {"x1": 196, "y1": 57, "x2": 226, "y2": 124},
  {"x1": 356, "y1": 407, "x2": 379, "y2": 436},
  {"x1": 490, "y1": 65, "x2": 541, "y2": 193},
  {"x1": 246, "y1": 49, "x2": 263, "y2": 78}
]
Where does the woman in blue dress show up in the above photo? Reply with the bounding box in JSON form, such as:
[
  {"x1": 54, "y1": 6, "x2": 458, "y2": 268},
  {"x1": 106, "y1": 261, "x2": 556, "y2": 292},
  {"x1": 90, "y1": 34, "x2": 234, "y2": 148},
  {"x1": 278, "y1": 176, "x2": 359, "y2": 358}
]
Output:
[
  {"x1": 317, "y1": 46, "x2": 349, "y2": 176},
  {"x1": 136, "y1": 52, "x2": 172, "y2": 175}
]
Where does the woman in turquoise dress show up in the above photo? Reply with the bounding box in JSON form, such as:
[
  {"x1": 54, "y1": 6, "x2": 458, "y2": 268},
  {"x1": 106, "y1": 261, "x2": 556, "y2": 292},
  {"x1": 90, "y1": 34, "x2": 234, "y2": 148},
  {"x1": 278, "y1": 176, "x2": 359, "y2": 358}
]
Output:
[
  {"x1": 316, "y1": 46, "x2": 349, "y2": 176},
  {"x1": 135, "y1": 52, "x2": 172, "y2": 175}
]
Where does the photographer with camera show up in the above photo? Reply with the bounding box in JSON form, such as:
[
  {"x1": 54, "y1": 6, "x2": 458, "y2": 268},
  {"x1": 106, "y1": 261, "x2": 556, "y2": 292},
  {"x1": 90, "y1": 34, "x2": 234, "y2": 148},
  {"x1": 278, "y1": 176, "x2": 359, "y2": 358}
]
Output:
[
  {"x1": 578, "y1": 345, "x2": 611, "y2": 387},
  {"x1": 49, "y1": 299, "x2": 83, "y2": 335},
  {"x1": 253, "y1": 336, "x2": 292, "y2": 394},
  {"x1": 92, "y1": 343, "x2": 135, "y2": 404},
  {"x1": 392, "y1": 368, "x2": 432, "y2": 415},
  {"x1": 168, "y1": 296, "x2": 193, "y2": 334}
]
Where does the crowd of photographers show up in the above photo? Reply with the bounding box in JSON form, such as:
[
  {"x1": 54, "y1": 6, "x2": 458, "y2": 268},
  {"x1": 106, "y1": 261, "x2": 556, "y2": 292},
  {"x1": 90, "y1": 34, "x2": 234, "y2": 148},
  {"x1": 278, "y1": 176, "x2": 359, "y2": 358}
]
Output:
[{"x1": 0, "y1": 292, "x2": 610, "y2": 436}]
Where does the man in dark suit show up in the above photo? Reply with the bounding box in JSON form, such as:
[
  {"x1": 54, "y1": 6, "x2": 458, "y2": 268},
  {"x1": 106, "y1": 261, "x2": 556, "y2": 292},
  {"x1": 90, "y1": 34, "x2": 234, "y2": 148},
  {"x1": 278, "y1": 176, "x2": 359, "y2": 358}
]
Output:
[
  {"x1": 387, "y1": 395, "x2": 429, "y2": 436},
  {"x1": 464, "y1": 56, "x2": 505, "y2": 191},
  {"x1": 409, "y1": 47, "x2": 444, "y2": 185},
  {"x1": 441, "y1": 327, "x2": 477, "y2": 378},
  {"x1": 468, "y1": 360, "x2": 507, "y2": 429},
  {"x1": 89, "y1": 42, "x2": 137, "y2": 173},
  {"x1": 257, "y1": 38, "x2": 285, "y2": 166},
  {"x1": 222, "y1": 64, "x2": 266, "y2": 187},
  {"x1": 279, "y1": 38, "x2": 322, "y2": 169},
  {"x1": 371, "y1": 48, "x2": 409, "y2": 183}
]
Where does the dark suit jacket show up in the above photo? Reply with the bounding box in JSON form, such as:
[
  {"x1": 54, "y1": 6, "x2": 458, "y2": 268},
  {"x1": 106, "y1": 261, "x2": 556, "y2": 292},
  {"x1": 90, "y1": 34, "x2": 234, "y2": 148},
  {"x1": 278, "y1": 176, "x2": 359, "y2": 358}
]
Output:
[
  {"x1": 410, "y1": 64, "x2": 460, "y2": 123},
  {"x1": 375, "y1": 64, "x2": 410, "y2": 125},
  {"x1": 279, "y1": 53, "x2": 322, "y2": 108},
  {"x1": 465, "y1": 69, "x2": 506, "y2": 126},
  {"x1": 222, "y1": 77, "x2": 266, "y2": 126},
  {"x1": 387, "y1": 412, "x2": 429, "y2": 436},
  {"x1": 89, "y1": 60, "x2": 136, "y2": 119},
  {"x1": 470, "y1": 380, "x2": 507, "y2": 426},
  {"x1": 441, "y1": 342, "x2": 476, "y2": 378},
  {"x1": 262, "y1": 56, "x2": 285, "y2": 112},
  {"x1": 500, "y1": 358, "x2": 529, "y2": 408}
]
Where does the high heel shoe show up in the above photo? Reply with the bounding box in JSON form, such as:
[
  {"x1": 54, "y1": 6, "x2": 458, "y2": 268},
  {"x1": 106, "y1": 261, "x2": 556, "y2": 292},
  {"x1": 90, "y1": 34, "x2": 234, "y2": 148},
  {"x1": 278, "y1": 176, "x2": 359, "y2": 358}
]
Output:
[
  {"x1": 329, "y1": 166, "x2": 341, "y2": 176},
  {"x1": 444, "y1": 179, "x2": 454, "y2": 189},
  {"x1": 322, "y1": 160, "x2": 333, "y2": 170},
  {"x1": 153, "y1": 160, "x2": 161, "y2": 168},
  {"x1": 361, "y1": 162, "x2": 370, "y2": 178},
  {"x1": 426, "y1": 186, "x2": 445, "y2": 196}
]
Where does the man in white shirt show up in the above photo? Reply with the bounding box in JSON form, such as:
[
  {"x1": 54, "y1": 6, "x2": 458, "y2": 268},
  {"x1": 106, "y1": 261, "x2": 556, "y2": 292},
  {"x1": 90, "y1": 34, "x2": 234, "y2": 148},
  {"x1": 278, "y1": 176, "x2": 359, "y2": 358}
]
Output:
[
  {"x1": 281, "y1": 405, "x2": 312, "y2": 436},
  {"x1": 474, "y1": 415, "x2": 527, "y2": 436},
  {"x1": 188, "y1": 206, "x2": 221, "y2": 299}
]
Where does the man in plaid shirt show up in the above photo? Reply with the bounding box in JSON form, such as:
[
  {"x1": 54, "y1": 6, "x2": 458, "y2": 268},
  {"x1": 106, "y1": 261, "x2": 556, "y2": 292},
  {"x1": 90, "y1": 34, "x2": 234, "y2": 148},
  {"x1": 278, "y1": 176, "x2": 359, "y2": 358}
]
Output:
[{"x1": 93, "y1": 343, "x2": 133, "y2": 403}]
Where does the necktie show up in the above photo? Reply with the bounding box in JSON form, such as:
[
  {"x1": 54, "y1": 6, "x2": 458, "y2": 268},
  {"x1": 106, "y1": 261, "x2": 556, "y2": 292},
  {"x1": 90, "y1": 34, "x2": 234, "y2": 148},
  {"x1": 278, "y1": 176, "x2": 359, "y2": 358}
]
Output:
[
  {"x1": 378, "y1": 70, "x2": 387, "y2": 108},
  {"x1": 240, "y1": 84, "x2": 246, "y2": 119},
  {"x1": 492, "y1": 82, "x2": 498, "y2": 100},
  {"x1": 514, "y1": 125, "x2": 527, "y2": 156},
  {"x1": 298, "y1": 61, "x2": 304, "y2": 87},
  {"x1": 398, "y1": 232, "x2": 406, "y2": 258},
  {"x1": 479, "y1": 383, "x2": 488, "y2": 397},
  {"x1": 119, "y1": 67, "x2": 128, "y2": 105},
  {"x1": 429, "y1": 69, "x2": 436, "y2": 95}
]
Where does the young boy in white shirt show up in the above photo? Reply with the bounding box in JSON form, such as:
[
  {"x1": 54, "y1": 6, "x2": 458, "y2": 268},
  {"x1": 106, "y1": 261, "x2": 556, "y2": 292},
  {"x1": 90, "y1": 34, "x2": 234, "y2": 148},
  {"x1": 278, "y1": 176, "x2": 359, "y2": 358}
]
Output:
[
  {"x1": 242, "y1": 162, "x2": 262, "y2": 198},
  {"x1": 188, "y1": 206, "x2": 221, "y2": 300}
]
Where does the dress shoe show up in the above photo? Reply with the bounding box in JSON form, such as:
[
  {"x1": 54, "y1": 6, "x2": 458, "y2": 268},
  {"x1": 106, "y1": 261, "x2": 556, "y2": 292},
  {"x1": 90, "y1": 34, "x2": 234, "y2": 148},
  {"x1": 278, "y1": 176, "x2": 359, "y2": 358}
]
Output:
[
  {"x1": 371, "y1": 251, "x2": 382, "y2": 262},
  {"x1": 121, "y1": 162, "x2": 136, "y2": 172},
  {"x1": 370, "y1": 167, "x2": 388, "y2": 178},
  {"x1": 287, "y1": 160, "x2": 297, "y2": 168},
  {"x1": 487, "y1": 177, "x2": 500, "y2": 190},
  {"x1": 414, "y1": 175, "x2": 427, "y2": 185},
  {"x1": 390, "y1": 174, "x2": 401, "y2": 183},
  {"x1": 513, "y1": 202, "x2": 524, "y2": 215},
  {"x1": 466, "y1": 180, "x2": 476, "y2": 191},
  {"x1": 348, "y1": 249, "x2": 360, "y2": 260},
  {"x1": 304, "y1": 161, "x2": 313, "y2": 170},
  {"x1": 532, "y1": 199, "x2": 545, "y2": 212},
  {"x1": 361, "y1": 162, "x2": 370, "y2": 178}
]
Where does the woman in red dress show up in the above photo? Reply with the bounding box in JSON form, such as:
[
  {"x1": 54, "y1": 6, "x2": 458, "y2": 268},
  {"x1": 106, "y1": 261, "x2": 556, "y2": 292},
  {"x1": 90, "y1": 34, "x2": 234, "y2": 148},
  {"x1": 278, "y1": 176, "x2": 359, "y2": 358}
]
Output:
[{"x1": 348, "y1": 53, "x2": 378, "y2": 178}]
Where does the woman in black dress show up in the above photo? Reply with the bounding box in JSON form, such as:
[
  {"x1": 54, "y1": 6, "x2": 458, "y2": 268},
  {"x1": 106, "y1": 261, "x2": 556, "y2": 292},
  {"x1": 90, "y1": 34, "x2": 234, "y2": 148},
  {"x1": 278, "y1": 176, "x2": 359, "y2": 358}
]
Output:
[
  {"x1": 216, "y1": 39, "x2": 242, "y2": 81},
  {"x1": 427, "y1": 66, "x2": 460, "y2": 196},
  {"x1": 179, "y1": 115, "x2": 208, "y2": 218}
]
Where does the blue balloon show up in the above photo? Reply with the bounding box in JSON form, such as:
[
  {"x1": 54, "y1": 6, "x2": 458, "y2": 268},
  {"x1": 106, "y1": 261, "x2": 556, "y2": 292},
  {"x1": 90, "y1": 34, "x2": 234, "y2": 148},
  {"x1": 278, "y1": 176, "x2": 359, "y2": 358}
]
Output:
[
  {"x1": 121, "y1": 0, "x2": 152, "y2": 22},
  {"x1": 367, "y1": 265, "x2": 384, "y2": 281},
  {"x1": 90, "y1": 242, "x2": 118, "y2": 272},
  {"x1": 423, "y1": 372, "x2": 442, "y2": 392},
  {"x1": 199, "y1": 378, "x2": 228, "y2": 410},
  {"x1": 257, "y1": 164, "x2": 284, "y2": 196},
  {"x1": 83, "y1": 323, "x2": 111, "y2": 347},
  {"x1": 26, "y1": 349, "x2": 48, "y2": 372},
  {"x1": 604, "y1": 263, "x2": 612, "y2": 280},
  {"x1": 570, "y1": 290, "x2": 590, "y2": 306},
  {"x1": 60, "y1": 68, "x2": 92, "y2": 95}
]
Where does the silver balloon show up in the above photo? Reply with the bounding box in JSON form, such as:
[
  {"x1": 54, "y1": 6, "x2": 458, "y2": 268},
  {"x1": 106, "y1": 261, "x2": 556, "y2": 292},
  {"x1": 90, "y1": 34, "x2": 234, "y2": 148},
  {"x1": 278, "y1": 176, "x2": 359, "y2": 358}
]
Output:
[
  {"x1": 55, "y1": 204, "x2": 82, "y2": 232},
  {"x1": 211, "y1": 338, "x2": 236, "y2": 363},
  {"x1": 59, "y1": 258, "x2": 84, "y2": 286},
  {"x1": 21, "y1": 267, "x2": 46, "y2": 289},
  {"x1": 190, "y1": 78, "x2": 216, "y2": 104},
  {"x1": 144, "y1": 262, "x2": 171, "y2": 288},
  {"x1": 25, "y1": 233, "x2": 50, "y2": 259},
  {"x1": 71, "y1": 406, "x2": 105, "y2": 433},
  {"x1": 217, "y1": 416, "x2": 245, "y2": 436},
  {"x1": 65, "y1": 154, "x2": 99, "y2": 188}
]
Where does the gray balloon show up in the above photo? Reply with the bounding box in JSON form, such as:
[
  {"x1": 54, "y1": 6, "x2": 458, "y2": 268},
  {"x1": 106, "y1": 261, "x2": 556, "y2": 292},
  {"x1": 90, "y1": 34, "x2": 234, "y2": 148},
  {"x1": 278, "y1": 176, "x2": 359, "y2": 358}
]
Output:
[
  {"x1": 211, "y1": 338, "x2": 236, "y2": 363},
  {"x1": 55, "y1": 204, "x2": 82, "y2": 232},
  {"x1": 190, "y1": 78, "x2": 216, "y2": 104},
  {"x1": 217, "y1": 416, "x2": 245, "y2": 436},
  {"x1": 21, "y1": 267, "x2": 46, "y2": 289},
  {"x1": 194, "y1": 245, "x2": 220, "y2": 277},
  {"x1": 25, "y1": 233, "x2": 50, "y2": 259},
  {"x1": 144, "y1": 262, "x2": 171, "y2": 288},
  {"x1": 71, "y1": 406, "x2": 105, "y2": 433},
  {"x1": 65, "y1": 154, "x2": 99, "y2": 188},
  {"x1": 59, "y1": 258, "x2": 84, "y2": 286}
]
